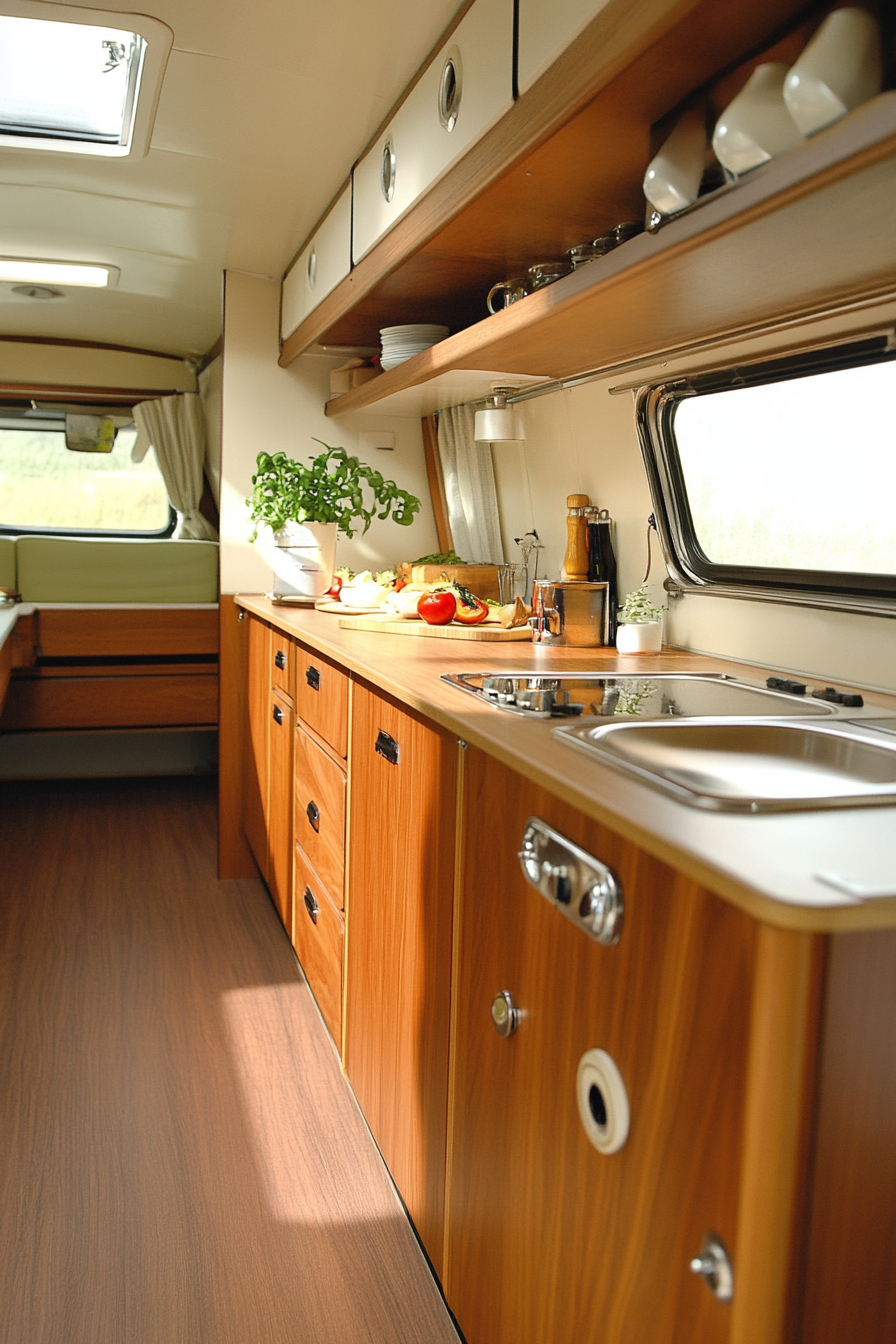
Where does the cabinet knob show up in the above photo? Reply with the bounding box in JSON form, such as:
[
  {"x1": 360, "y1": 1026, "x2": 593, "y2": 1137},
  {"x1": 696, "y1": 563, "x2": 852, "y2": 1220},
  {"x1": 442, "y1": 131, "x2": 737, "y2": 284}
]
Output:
[
  {"x1": 272, "y1": 704, "x2": 283, "y2": 726},
  {"x1": 274, "y1": 649, "x2": 287, "y2": 670},
  {"x1": 303, "y1": 886, "x2": 319, "y2": 924},
  {"x1": 491, "y1": 990, "x2": 521, "y2": 1039},
  {"x1": 237, "y1": 610, "x2": 245, "y2": 621},
  {"x1": 305, "y1": 799, "x2": 320, "y2": 833},
  {"x1": 690, "y1": 1233, "x2": 734, "y2": 1302}
]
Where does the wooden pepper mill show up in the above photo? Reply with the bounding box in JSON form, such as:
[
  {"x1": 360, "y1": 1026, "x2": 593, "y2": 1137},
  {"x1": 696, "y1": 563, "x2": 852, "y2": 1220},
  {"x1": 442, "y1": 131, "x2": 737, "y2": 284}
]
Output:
[{"x1": 563, "y1": 493, "x2": 591, "y2": 581}]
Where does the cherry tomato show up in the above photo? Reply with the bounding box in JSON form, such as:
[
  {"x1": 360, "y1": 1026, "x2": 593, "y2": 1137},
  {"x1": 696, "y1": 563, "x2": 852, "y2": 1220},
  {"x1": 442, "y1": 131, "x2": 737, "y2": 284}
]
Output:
[{"x1": 417, "y1": 590, "x2": 457, "y2": 625}]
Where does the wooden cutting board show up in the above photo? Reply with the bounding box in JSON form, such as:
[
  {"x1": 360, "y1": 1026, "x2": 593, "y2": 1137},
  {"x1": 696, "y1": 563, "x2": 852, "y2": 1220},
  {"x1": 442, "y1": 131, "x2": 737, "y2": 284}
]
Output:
[{"x1": 337, "y1": 614, "x2": 532, "y2": 641}]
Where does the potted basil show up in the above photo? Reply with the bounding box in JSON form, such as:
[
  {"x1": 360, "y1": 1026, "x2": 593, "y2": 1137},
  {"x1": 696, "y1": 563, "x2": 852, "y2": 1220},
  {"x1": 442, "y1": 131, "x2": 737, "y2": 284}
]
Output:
[
  {"x1": 615, "y1": 584, "x2": 665, "y2": 654},
  {"x1": 248, "y1": 441, "x2": 420, "y2": 597}
]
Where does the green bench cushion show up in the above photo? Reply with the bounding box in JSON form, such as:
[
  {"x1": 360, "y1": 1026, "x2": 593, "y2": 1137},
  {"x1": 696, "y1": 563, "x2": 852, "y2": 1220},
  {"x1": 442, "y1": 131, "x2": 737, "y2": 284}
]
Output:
[
  {"x1": 16, "y1": 538, "x2": 219, "y2": 604},
  {"x1": 0, "y1": 537, "x2": 15, "y2": 590}
]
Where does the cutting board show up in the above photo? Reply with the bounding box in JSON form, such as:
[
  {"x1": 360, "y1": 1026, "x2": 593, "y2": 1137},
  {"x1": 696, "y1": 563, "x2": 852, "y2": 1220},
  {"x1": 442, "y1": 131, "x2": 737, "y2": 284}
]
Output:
[{"x1": 337, "y1": 614, "x2": 532, "y2": 641}]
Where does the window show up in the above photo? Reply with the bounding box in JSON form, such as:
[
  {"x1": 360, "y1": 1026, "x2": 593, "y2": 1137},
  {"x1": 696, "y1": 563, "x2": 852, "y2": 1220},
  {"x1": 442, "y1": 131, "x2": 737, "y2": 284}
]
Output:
[
  {"x1": 0, "y1": 2, "x2": 172, "y2": 158},
  {"x1": 637, "y1": 336, "x2": 896, "y2": 604},
  {"x1": 0, "y1": 409, "x2": 172, "y2": 535}
]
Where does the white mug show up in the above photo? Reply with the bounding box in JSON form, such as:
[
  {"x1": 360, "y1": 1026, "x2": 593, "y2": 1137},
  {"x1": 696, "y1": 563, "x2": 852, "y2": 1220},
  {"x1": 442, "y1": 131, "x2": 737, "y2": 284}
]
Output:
[
  {"x1": 784, "y1": 8, "x2": 882, "y2": 136},
  {"x1": 712, "y1": 63, "x2": 802, "y2": 179}
]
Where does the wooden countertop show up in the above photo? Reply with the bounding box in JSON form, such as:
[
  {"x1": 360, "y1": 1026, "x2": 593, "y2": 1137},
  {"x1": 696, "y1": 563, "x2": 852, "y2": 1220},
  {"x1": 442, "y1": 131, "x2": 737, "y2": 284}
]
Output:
[{"x1": 237, "y1": 596, "x2": 896, "y2": 933}]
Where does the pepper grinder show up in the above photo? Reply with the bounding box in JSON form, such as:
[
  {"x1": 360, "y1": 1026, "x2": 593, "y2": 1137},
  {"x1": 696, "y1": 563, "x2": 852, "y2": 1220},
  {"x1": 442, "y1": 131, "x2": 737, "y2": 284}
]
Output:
[{"x1": 562, "y1": 494, "x2": 591, "y2": 581}]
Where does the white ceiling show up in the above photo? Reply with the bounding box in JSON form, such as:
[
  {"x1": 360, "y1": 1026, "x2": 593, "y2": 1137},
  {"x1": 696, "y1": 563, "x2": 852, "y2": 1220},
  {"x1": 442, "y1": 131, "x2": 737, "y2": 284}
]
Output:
[{"x1": 0, "y1": 0, "x2": 461, "y2": 357}]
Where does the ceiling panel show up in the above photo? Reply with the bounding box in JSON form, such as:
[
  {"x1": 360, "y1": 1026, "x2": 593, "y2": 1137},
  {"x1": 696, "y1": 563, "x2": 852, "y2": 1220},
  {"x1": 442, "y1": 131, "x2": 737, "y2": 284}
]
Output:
[{"x1": 0, "y1": 0, "x2": 461, "y2": 356}]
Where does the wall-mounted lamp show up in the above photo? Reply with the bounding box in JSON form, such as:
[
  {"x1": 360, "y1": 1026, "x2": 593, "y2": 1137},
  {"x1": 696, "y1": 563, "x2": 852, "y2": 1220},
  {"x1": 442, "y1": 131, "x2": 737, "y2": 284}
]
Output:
[{"x1": 473, "y1": 385, "x2": 525, "y2": 443}]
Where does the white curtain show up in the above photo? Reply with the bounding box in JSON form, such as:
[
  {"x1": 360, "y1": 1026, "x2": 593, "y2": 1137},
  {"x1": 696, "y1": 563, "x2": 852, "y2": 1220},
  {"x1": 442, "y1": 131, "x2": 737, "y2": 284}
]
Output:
[
  {"x1": 132, "y1": 393, "x2": 218, "y2": 540},
  {"x1": 437, "y1": 404, "x2": 504, "y2": 564}
]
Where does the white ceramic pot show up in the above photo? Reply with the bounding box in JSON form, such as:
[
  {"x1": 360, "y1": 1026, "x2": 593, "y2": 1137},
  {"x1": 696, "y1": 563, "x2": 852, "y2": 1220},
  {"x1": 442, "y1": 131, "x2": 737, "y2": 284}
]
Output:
[
  {"x1": 642, "y1": 107, "x2": 706, "y2": 217},
  {"x1": 615, "y1": 621, "x2": 663, "y2": 654},
  {"x1": 265, "y1": 520, "x2": 338, "y2": 598},
  {"x1": 783, "y1": 8, "x2": 882, "y2": 137},
  {"x1": 712, "y1": 63, "x2": 803, "y2": 179}
]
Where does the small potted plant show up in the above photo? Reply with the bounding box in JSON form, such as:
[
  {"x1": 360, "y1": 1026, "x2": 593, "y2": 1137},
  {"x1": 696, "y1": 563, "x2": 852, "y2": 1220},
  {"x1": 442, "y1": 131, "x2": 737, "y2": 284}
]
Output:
[
  {"x1": 248, "y1": 441, "x2": 420, "y2": 597},
  {"x1": 615, "y1": 583, "x2": 665, "y2": 654}
]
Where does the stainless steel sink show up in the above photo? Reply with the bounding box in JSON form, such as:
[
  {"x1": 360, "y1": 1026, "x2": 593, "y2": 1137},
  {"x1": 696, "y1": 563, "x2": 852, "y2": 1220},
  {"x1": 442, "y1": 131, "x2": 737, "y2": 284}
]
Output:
[{"x1": 557, "y1": 719, "x2": 896, "y2": 812}]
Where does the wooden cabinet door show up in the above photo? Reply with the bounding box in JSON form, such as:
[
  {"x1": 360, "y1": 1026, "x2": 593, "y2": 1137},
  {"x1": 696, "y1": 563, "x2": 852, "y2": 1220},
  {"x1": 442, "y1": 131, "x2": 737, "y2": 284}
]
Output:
[
  {"x1": 243, "y1": 615, "x2": 270, "y2": 880},
  {"x1": 268, "y1": 687, "x2": 294, "y2": 930},
  {"x1": 445, "y1": 748, "x2": 756, "y2": 1344},
  {"x1": 294, "y1": 726, "x2": 346, "y2": 905},
  {"x1": 345, "y1": 681, "x2": 458, "y2": 1275}
]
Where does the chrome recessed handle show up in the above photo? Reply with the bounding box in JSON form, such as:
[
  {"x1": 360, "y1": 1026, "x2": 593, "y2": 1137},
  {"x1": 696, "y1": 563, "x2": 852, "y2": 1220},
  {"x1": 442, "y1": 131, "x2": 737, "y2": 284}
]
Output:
[
  {"x1": 518, "y1": 818, "x2": 623, "y2": 946},
  {"x1": 305, "y1": 665, "x2": 321, "y2": 691},
  {"x1": 375, "y1": 730, "x2": 399, "y2": 765},
  {"x1": 438, "y1": 47, "x2": 462, "y2": 132},
  {"x1": 491, "y1": 990, "x2": 521, "y2": 1039},
  {"x1": 274, "y1": 649, "x2": 287, "y2": 670},
  {"x1": 690, "y1": 1233, "x2": 734, "y2": 1302},
  {"x1": 305, "y1": 799, "x2": 320, "y2": 832},
  {"x1": 381, "y1": 137, "x2": 396, "y2": 202},
  {"x1": 303, "y1": 886, "x2": 319, "y2": 924},
  {"x1": 272, "y1": 704, "x2": 284, "y2": 726}
]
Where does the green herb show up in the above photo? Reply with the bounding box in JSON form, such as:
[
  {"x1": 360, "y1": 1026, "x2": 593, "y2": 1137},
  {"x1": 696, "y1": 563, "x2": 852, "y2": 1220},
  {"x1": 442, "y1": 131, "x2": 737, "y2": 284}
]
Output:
[
  {"x1": 411, "y1": 550, "x2": 467, "y2": 565},
  {"x1": 618, "y1": 584, "x2": 665, "y2": 624},
  {"x1": 247, "y1": 440, "x2": 420, "y2": 540}
]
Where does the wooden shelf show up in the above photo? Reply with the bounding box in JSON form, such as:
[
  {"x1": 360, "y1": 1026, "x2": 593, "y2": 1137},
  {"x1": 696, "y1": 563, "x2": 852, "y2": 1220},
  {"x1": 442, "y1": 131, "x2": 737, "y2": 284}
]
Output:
[
  {"x1": 324, "y1": 94, "x2": 896, "y2": 418},
  {"x1": 282, "y1": 0, "x2": 818, "y2": 366}
]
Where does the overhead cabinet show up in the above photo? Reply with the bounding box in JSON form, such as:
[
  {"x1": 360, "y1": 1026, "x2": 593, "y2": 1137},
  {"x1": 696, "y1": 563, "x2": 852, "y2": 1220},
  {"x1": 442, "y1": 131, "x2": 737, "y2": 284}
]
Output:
[
  {"x1": 351, "y1": 0, "x2": 514, "y2": 264},
  {"x1": 516, "y1": 0, "x2": 614, "y2": 95},
  {"x1": 281, "y1": 183, "x2": 352, "y2": 341}
]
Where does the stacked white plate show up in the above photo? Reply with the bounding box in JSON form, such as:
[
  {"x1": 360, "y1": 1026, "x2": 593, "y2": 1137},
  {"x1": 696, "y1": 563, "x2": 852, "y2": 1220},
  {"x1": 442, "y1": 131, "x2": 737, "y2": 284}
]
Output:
[{"x1": 380, "y1": 324, "x2": 449, "y2": 371}]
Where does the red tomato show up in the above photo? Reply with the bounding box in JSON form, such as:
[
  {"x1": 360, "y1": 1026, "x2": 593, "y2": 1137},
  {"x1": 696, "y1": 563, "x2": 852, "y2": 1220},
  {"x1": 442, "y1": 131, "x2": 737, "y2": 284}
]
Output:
[
  {"x1": 326, "y1": 575, "x2": 343, "y2": 598},
  {"x1": 453, "y1": 596, "x2": 489, "y2": 625},
  {"x1": 417, "y1": 590, "x2": 457, "y2": 625}
]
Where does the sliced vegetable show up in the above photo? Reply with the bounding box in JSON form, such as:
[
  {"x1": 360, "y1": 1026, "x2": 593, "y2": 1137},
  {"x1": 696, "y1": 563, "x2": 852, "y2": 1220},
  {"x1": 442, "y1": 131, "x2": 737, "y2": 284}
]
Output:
[
  {"x1": 326, "y1": 575, "x2": 343, "y2": 598},
  {"x1": 417, "y1": 590, "x2": 457, "y2": 625},
  {"x1": 452, "y1": 583, "x2": 489, "y2": 625}
]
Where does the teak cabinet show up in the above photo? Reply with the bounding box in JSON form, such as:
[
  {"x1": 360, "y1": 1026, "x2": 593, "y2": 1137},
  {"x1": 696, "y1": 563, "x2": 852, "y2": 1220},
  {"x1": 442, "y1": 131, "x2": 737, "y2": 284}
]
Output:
[{"x1": 238, "y1": 610, "x2": 896, "y2": 1343}]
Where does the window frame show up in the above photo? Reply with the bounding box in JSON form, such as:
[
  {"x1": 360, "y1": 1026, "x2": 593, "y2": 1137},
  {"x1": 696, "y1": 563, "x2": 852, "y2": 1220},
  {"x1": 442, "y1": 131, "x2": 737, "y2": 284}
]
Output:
[
  {"x1": 0, "y1": 414, "x2": 175, "y2": 540},
  {"x1": 635, "y1": 334, "x2": 896, "y2": 608}
]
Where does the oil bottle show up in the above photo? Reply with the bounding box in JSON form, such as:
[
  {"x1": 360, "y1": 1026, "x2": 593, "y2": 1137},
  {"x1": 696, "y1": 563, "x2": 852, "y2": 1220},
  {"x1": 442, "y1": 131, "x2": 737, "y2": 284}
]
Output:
[{"x1": 587, "y1": 507, "x2": 618, "y2": 641}]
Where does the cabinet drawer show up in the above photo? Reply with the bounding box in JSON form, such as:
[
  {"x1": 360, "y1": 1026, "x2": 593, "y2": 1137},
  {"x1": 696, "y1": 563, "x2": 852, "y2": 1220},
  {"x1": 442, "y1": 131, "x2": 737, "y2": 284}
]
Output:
[
  {"x1": 295, "y1": 647, "x2": 349, "y2": 757},
  {"x1": 270, "y1": 632, "x2": 294, "y2": 699},
  {"x1": 295, "y1": 724, "x2": 346, "y2": 902},
  {"x1": 517, "y1": 0, "x2": 611, "y2": 95},
  {"x1": 292, "y1": 848, "x2": 343, "y2": 1046}
]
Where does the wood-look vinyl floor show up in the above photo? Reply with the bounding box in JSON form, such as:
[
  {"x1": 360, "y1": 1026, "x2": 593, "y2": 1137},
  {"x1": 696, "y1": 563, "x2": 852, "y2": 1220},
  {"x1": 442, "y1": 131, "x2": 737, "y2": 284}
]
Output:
[{"x1": 0, "y1": 777, "x2": 460, "y2": 1344}]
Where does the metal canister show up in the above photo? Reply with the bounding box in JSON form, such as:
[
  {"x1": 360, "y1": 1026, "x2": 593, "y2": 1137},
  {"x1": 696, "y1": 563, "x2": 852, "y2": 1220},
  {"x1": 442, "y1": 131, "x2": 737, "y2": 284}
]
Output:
[{"x1": 531, "y1": 581, "x2": 610, "y2": 646}]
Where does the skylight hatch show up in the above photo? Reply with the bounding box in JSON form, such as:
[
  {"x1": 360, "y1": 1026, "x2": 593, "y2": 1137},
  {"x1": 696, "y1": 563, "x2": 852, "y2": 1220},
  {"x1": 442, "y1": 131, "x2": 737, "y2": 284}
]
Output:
[
  {"x1": 0, "y1": 15, "x2": 142, "y2": 143},
  {"x1": 0, "y1": 3, "x2": 172, "y2": 157}
]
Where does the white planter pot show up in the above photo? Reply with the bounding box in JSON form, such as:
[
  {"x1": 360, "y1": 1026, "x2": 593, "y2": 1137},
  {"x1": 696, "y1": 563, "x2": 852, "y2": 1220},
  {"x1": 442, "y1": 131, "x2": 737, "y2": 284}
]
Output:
[
  {"x1": 615, "y1": 621, "x2": 663, "y2": 654},
  {"x1": 261, "y1": 521, "x2": 338, "y2": 598}
]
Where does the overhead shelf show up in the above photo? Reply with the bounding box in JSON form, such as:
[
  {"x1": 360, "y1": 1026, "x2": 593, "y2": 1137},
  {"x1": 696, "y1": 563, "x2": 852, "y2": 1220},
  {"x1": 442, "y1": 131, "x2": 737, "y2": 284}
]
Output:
[{"x1": 325, "y1": 94, "x2": 896, "y2": 418}]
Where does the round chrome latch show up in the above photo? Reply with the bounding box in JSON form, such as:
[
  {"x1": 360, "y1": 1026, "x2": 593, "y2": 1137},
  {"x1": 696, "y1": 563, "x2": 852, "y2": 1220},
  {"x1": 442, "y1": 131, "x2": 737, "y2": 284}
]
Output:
[
  {"x1": 576, "y1": 1048, "x2": 629, "y2": 1154},
  {"x1": 690, "y1": 1232, "x2": 734, "y2": 1302},
  {"x1": 381, "y1": 137, "x2": 396, "y2": 202},
  {"x1": 307, "y1": 246, "x2": 317, "y2": 291},
  {"x1": 491, "y1": 990, "x2": 521, "y2": 1038},
  {"x1": 438, "y1": 47, "x2": 462, "y2": 132}
]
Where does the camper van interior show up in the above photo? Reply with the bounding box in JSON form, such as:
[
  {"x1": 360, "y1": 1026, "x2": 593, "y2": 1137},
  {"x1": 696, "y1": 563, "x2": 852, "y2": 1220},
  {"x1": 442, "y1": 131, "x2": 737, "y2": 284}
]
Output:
[{"x1": 1, "y1": 1, "x2": 895, "y2": 1341}]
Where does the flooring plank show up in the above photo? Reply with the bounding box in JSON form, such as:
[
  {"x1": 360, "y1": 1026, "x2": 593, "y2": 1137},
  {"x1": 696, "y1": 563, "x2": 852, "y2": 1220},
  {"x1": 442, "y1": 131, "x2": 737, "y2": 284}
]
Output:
[{"x1": 0, "y1": 777, "x2": 459, "y2": 1344}]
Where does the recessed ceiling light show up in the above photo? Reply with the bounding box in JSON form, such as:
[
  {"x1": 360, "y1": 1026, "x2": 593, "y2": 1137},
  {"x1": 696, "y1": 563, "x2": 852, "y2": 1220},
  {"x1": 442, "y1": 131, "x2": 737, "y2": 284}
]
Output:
[
  {"x1": 0, "y1": 259, "x2": 116, "y2": 287},
  {"x1": 0, "y1": 1, "x2": 172, "y2": 158}
]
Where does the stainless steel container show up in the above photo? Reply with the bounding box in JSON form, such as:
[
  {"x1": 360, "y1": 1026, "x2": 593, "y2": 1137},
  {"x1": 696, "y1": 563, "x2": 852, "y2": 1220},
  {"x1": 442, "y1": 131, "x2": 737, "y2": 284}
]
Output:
[{"x1": 531, "y1": 580, "x2": 610, "y2": 646}]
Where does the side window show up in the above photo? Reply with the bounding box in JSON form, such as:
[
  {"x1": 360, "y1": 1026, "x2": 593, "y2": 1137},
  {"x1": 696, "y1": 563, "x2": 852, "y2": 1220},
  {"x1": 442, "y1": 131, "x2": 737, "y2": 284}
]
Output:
[
  {"x1": 637, "y1": 338, "x2": 896, "y2": 603},
  {"x1": 0, "y1": 408, "x2": 172, "y2": 536}
]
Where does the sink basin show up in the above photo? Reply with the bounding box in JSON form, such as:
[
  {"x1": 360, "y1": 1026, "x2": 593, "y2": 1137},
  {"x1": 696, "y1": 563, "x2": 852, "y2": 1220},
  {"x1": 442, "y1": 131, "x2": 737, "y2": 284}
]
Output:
[{"x1": 558, "y1": 719, "x2": 896, "y2": 812}]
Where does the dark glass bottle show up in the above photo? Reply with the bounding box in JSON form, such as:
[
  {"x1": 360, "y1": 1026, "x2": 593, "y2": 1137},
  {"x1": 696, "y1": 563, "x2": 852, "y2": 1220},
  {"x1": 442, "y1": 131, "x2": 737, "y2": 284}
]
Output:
[{"x1": 587, "y1": 508, "x2": 618, "y2": 643}]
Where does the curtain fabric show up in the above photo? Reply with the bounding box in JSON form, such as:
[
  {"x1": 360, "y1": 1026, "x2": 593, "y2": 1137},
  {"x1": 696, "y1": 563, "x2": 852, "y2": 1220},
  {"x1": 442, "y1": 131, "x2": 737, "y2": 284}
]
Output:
[
  {"x1": 436, "y1": 404, "x2": 504, "y2": 564},
  {"x1": 132, "y1": 393, "x2": 218, "y2": 540}
]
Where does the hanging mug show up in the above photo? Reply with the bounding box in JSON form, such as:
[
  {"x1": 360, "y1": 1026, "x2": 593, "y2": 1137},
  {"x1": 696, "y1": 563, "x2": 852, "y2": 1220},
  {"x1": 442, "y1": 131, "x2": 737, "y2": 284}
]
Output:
[{"x1": 487, "y1": 277, "x2": 531, "y2": 314}]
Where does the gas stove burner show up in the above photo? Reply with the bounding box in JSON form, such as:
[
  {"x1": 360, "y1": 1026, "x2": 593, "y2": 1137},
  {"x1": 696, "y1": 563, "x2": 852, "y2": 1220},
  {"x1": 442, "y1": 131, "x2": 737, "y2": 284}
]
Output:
[{"x1": 443, "y1": 672, "x2": 840, "y2": 721}]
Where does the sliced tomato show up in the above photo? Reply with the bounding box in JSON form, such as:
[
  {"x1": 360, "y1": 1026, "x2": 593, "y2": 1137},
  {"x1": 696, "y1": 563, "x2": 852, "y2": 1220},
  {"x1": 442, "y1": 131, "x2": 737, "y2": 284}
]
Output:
[
  {"x1": 417, "y1": 591, "x2": 457, "y2": 625},
  {"x1": 326, "y1": 575, "x2": 343, "y2": 598},
  {"x1": 452, "y1": 583, "x2": 489, "y2": 625}
]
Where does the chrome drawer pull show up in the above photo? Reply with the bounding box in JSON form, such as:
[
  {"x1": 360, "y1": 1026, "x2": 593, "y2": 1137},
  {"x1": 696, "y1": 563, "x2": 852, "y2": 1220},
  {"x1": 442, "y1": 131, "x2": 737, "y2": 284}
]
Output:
[
  {"x1": 274, "y1": 649, "x2": 287, "y2": 670},
  {"x1": 272, "y1": 704, "x2": 283, "y2": 726},
  {"x1": 305, "y1": 800, "x2": 320, "y2": 832},
  {"x1": 375, "y1": 730, "x2": 399, "y2": 765},
  {"x1": 518, "y1": 817, "x2": 623, "y2": 946},
  {"x1": 303, "y1": 887, "x2": 319, "y2": 924},
  {"x1": 305, "y1": 665, "x2": 321, "y2": 691}
]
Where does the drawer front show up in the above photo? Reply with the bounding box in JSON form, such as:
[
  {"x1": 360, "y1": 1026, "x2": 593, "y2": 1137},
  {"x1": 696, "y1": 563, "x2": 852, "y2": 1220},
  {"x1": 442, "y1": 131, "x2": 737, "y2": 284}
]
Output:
[
  {"x1": 271, "y1": 632, "x2": 294, "y2": 699},
  {"x1": 292, "y1": 848, "x2": 344, "y2": 1046},
  {"x1": 295, "y1": 724, "x2": 346, "y2": 902},
  {"x1": 295, "y1": 647, "x2": 349, "y2": 757}
]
